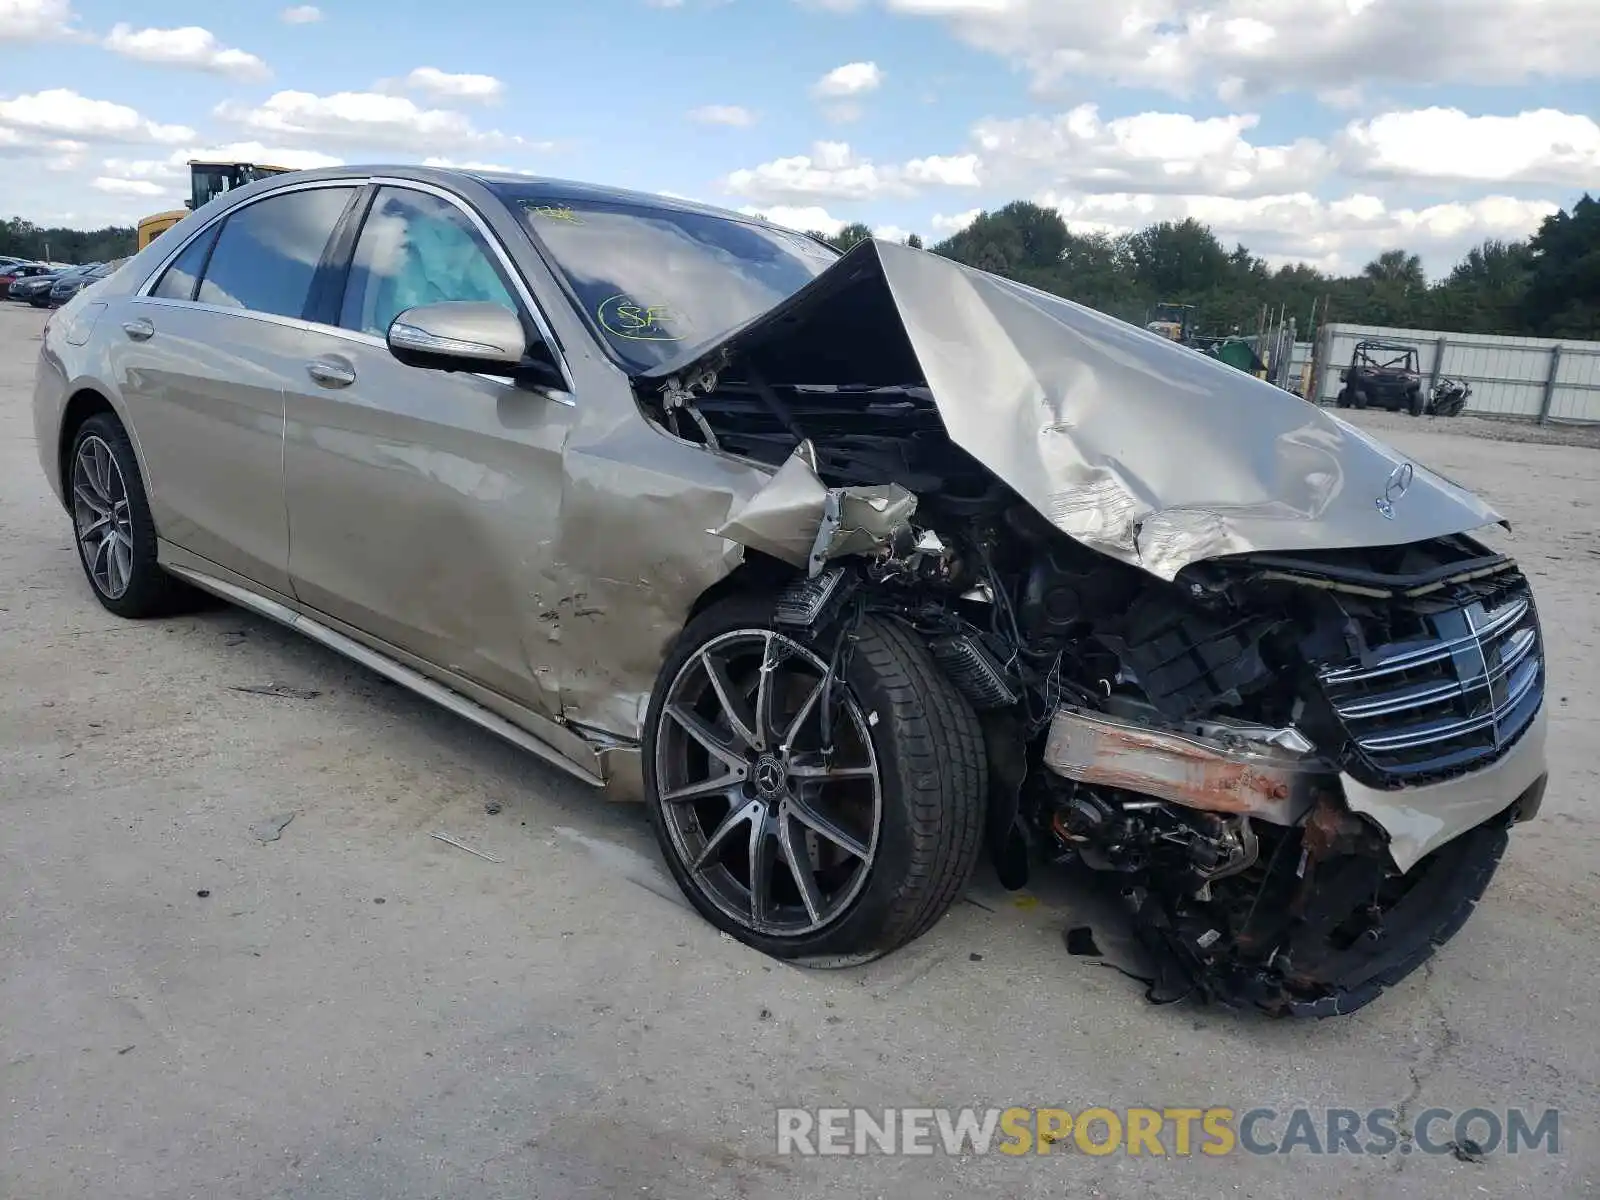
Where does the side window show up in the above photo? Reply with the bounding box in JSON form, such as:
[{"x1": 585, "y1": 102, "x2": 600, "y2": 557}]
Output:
[
  {"x1": 152, "y1": 224, "x2": 220, "y2": 300},
  {"x1": 195, "y1": 186, "x2": 357, "y2": 318},
  {"x1": 339, "y1": 187, "x2": 518, "y2": 337}
]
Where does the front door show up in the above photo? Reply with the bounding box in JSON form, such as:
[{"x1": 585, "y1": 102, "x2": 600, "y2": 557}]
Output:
[{"x1": 282, "y1": 184, "x2": 576, "y2": 717}]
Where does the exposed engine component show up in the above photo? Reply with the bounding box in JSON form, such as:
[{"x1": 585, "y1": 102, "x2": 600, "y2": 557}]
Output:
[{"x1": 930, "y1": 634, "x2": 1018, "y2": 710}]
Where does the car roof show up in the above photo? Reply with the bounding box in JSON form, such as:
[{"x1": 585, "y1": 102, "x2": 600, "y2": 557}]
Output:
[{"x1": 269, "y1": 164, "x2": 766, "y2": 225}]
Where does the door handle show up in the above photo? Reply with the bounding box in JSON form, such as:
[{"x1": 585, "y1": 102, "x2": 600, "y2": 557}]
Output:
[
  {"x1": 306, "y1": 358, "x2": 357, "y2": 388},
  {"x1": 122, "y1": 318, "x2": 154, "y2": 341}
]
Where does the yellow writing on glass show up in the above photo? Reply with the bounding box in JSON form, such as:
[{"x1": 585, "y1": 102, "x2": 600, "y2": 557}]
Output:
[
  {"x1": 598, "y1": 294, "x2": 685, "y2": 341},
  {"x1": 527, "y1": 205, "x2": 584, "y2": 224}
]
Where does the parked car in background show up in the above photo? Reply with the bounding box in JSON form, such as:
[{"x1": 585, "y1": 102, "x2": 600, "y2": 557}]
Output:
[
  {"x1": 0, "y1": 261, "x2": 58, "y2": 292},
  {"x1": 10, "y1": 270, "x2": 66, "y2": 306},
  {"x1": 48, "y1": 260, "x2": 117, "y2": 306}
]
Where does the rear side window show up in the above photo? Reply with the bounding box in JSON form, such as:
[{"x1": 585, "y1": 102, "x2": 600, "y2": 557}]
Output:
[
  {"x1": 152, "y1": 224, "x2": 221, "y2": 301},
  {"x1": 195, "y1": 186, "x2": 357, "y2": 318}
]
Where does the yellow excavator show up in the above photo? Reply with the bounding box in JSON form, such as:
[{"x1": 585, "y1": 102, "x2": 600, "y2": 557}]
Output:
[{"x1": 136, "y1": 161, "x2": 295, "y2": 250}]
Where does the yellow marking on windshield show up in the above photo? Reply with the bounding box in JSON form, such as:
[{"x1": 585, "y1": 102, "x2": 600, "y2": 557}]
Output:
[
  {"x1": 598, "y1": 294, "x2": 686, "y2": 341},
  {"x1": 527, "y1": 205, "x2": 584, "y2": 224}
]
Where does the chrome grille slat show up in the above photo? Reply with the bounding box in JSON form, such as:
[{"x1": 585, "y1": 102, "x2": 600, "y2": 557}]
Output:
[
  {"x1": 1320, "y1": 596, "x2": 1529, "y2": 685},
  {"x1": 1333, "y1": 626, "x2": 1539, "y2": 721},
  {"x1": 1316, "y1": 577, "x2": 1543, "y2": 782},
  {"x1": 1354, "y1": 660, "x2": 1540, "y2": 752}
]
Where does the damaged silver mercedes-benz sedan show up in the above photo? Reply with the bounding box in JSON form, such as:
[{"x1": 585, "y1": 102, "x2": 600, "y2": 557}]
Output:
[{"x1": 34, "y1": 168, "x2": 1548, "y2": 1015}]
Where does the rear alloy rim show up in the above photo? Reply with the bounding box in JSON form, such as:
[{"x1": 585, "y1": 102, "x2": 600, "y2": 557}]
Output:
[
  {"x1": 71, "y1": 435, "x2": 134, "y2": 600},
  {"x1": 655, "y1": 628, "x2": 883, "y2": 938}
]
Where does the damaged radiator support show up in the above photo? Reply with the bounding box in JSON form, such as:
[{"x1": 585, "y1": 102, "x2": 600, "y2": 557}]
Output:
[{"x1": 1041, "y1": 707, "x2": 1330, "y2": 826}]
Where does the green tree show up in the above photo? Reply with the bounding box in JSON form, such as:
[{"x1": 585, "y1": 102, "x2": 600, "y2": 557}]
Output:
[
  {"x1": 1525, "y1": 194, "x2": 1600, "y2": 338},
  {"x1": 906, "y1": 232, "x2": 924, "y2": 250},
  {"x1": 829, "y1": 222, "x2": 874, "y2": 252}
]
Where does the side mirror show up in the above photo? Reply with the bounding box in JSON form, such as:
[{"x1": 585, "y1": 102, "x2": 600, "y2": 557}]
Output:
[{"x1": 388, "y1": 302, "x2": 533, "y2": 377}]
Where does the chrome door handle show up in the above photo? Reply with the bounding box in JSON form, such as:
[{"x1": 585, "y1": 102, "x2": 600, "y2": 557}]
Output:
[
  {"x1": 306, "y1": 358, "x2": 356, "y2": 388},
  {"x1": 122, "y1": 318, "x2": 154, "y2": 341}
]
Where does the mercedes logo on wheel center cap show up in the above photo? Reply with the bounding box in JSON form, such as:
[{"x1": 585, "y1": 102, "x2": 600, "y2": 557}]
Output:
[{"x1": 753, "y1": 756, "x2": 788, "y2": 797}]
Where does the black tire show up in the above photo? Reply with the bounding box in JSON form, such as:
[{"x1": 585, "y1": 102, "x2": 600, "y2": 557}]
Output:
[
  {"x1": 67, "y1": 412, "x2": 195, "y2": 618},
  {"x1": 1335, "y1": 387, "x2": 1352, "y2": 409},
  {"x1": 643, "y1": 594, "x2": 987, "y2": 965},
  {"x1": 1408, "y1": 387, "x2": 1425, "y2": 417},
  {"x1": 1350, "y1": 385, "x2": 1368, "y2": 410}
]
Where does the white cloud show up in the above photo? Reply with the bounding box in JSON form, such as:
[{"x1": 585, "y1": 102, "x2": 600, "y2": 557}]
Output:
[
  {"x1": 902, "y1": 153, "x2": 982, "y2": 187},
  {"x1": 874, "y1": 224, "x2": 913, "y2": 243},
  {"x1": 398, "y1": 66, "x2": 505, "y2": 104},
  {"x1": 690, "y1": 104, "x2": 757, "y2": 127},
  {"x1": 104, "y1": 24, "x2": 271, "y2": 80},
  {"x1": 812, "y1": 61, "x2": 882, "y2": 98},
  {"x1": 973, "y1": 104, "x2": 1329, "y2": 197},
  {"x1": 1340, "y1": 107, "x2": 1600, "y2": 186},
  {"x1": 885, "y1": 0, "x2": 1600, "y2": 99},
  {"x1": 931, "y1": 208, "x2": 981, "y2": 235},
  {"x1": 215, "y1": 90, "x2": 514, "y2": 153},
  {"x1": 422, "y1": 157, "x2": 535, "y2": 174},
  {"x1": 738, "y1": 204, "x2": 845, "y2": 236},
  {"x1": 92, "y1": 176, "x2": 166, "y2": 197},
  {"x1": 724, "y1": 141, "x2": 982, "y2": 203},
  {"x1": 0, "y1": 89, "x2": 194, "y2": 144},
  {"x1": 1035, "y1": 188, "x2": 1561, "y2": 276},
  {"x1": 0, "y1": 0, "x2": 73, "y2": 39},
  {"x1": 280, "y1": 5, "x2": 322, "y2": 22}
]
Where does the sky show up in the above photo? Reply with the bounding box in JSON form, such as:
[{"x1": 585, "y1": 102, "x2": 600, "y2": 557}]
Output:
[{"x1": 1, "y1": 0, "x2": 1596, "y2": 278}]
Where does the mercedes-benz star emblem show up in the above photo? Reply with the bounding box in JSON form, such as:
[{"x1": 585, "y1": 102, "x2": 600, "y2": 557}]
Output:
[
  {"x1": 1376, "y1": 461, "x2": 1415, "y2": 520},
  {"x1": 753, "y1": 757, "x2": 787, "y2": 797}
]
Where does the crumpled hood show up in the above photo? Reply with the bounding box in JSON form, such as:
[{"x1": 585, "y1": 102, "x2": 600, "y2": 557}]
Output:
[{"x1": 644, "y1": 238, "x2": 1505, "y2": 581}]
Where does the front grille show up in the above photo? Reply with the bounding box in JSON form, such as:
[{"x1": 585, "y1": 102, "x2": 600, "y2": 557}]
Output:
[{"x1": 1317, "y1": 577, "x2": 1544, "y2": 783}]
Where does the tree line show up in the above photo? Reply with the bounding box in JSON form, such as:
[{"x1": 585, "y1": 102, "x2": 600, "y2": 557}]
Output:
[
  {"x1": 1, "y1": 218, "x2": 136, "y2": 267},
  {"x1": 10, "y1": 192, "x2": 1597, "y2": 343},
  {"x1": 815, "y1": 194, "x2": 1600, "y2": 342}
]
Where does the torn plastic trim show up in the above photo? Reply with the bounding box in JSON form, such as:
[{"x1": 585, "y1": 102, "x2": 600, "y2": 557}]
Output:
[
  {"x1": 1340, "y1": 702, "x2": 1549, "y2": 872},
  {"x1": 712, "y1": 440, "x2": 923, "y2": 579},
  {"x1": 1041, "y1": 706, "x2": 1331, "y2": 826}
]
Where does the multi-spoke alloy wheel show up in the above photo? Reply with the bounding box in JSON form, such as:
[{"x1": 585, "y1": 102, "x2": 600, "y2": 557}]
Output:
[
  {"x1": 72, "y1": 434, "x2": 134, "y2": 600},
  {"x1": 645, "y1": 597, "x2": 989, "y2": 964},
  {"x1": 655, "y1": 628, "x2": 883, "y2": 937},
  {"x1": 65, "y1": 413, "x2": 190, "y2": 618}
]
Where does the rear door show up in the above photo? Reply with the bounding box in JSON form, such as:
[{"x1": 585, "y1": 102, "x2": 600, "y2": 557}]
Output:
[
  {"x1": 116, "y1": 183, "x2": 362, "y2": 595},
  {"x1": 282, "y1": 182, "x2": 578, "y2": 717}
]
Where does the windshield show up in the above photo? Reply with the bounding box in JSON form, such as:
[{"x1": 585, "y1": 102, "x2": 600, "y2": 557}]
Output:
[{"x1": 510, "y1": 195, "x2": 838, "y2": 372}]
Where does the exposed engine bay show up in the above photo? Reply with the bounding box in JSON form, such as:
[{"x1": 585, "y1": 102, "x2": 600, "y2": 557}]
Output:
[{"x1": 629, "y1": 241, "x2": 1549, "y2": 1017}]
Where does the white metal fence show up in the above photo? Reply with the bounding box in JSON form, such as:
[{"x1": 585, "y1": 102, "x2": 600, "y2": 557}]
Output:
[{"x1": 1299, "y1": 323, "x2": 1600, "y2": 423}]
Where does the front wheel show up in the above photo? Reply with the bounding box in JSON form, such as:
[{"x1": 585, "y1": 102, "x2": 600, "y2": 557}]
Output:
[{"x1": 643, "y1": 596, "x2": 987, "y2": 965}]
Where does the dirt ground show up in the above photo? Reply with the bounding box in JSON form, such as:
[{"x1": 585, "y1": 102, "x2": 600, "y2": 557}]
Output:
[{"x1": 2, "y1": 301, "x2": 1596, "y2": 1199}]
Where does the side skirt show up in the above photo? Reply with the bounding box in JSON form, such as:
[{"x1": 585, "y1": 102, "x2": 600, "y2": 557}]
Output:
[{"x1": 159, "y1": 543, "x2": 611, "y2": 790}]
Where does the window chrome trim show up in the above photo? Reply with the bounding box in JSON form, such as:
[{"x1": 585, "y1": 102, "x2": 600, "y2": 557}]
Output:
[
  {"x1": 136, "y1": 177, "x2": 369, "y2": 301},
  {"x1": 134, "y1": 172, "x2": 578, "y2": 402}
]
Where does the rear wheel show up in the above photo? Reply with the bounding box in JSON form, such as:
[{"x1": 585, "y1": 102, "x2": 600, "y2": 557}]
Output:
[
  {"x1": 68, "y1": 413, "x2": 194, "y2": 618},
  {"x1": 1350, "y1": 385, "x2": 1368, "y2": 410},
  {"x1": 644, "y1": 596, "x2": 987, "y2": 964}
]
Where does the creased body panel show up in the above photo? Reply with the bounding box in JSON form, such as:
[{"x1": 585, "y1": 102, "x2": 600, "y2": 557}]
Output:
[
  {"x1": 870, "y1": 242, "x2": 1504, "y2": 579},
  {"x1": 646, "y1": 240, "x2": 1504, "y2": 582}
]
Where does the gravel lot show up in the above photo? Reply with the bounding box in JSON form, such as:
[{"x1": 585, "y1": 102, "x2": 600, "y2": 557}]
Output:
[{"x1": 2, "y1": 301, "x2": 1596, "y2": 1199}]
